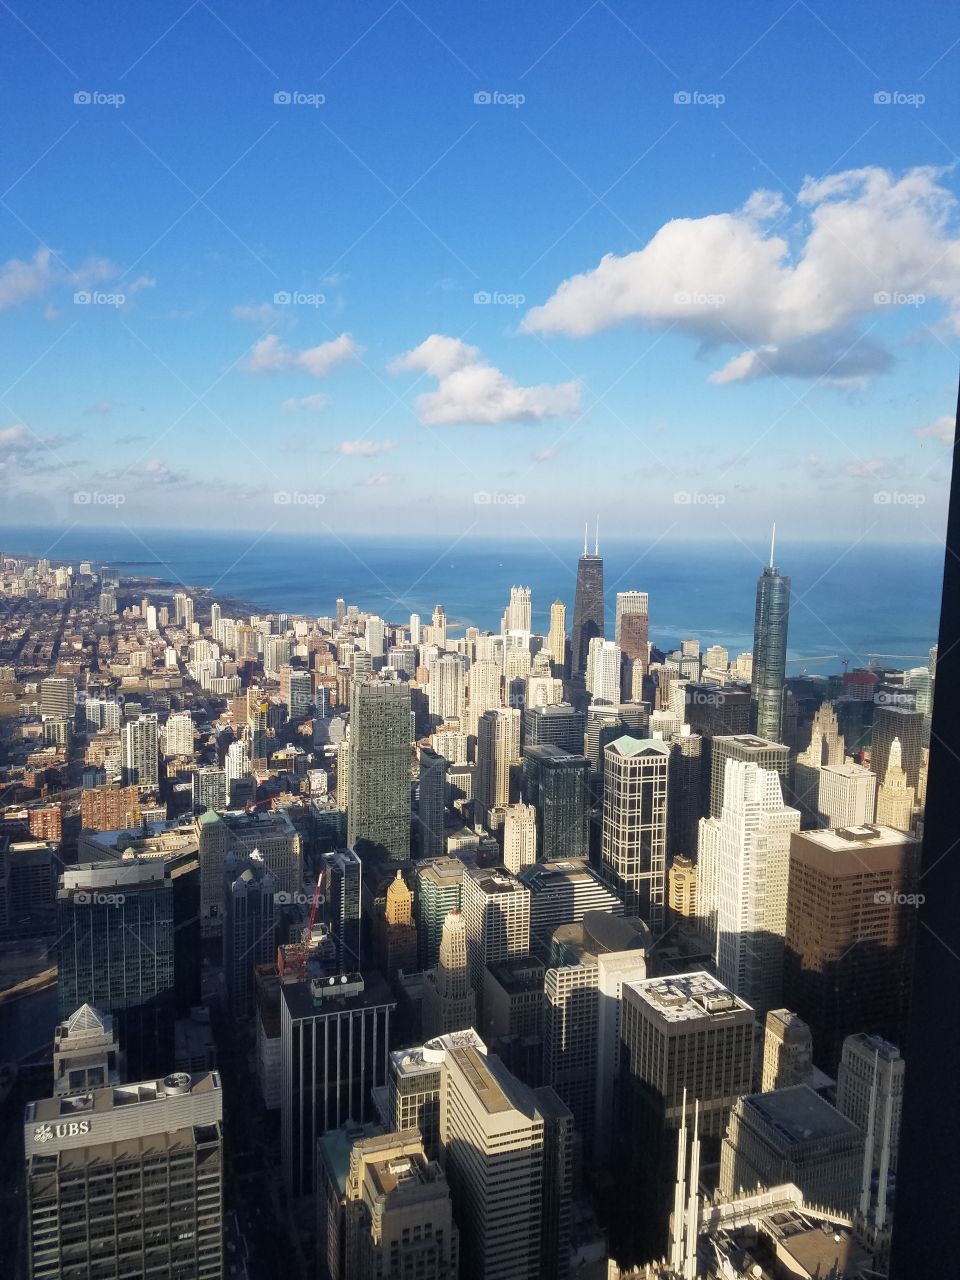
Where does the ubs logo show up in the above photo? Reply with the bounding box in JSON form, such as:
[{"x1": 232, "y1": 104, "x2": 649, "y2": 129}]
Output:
[{"x1": 34, "y1": 1120, "x2": 91, "y2": 1143}]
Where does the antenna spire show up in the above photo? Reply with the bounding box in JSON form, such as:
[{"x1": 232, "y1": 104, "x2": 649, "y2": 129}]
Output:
[
  {"x1": 583, "y1": 522, "x2": 588, "y2": 556},
  {"x1": 594, "y1": 515, "x2": 600, "y2": 556},
  {"x1": 769, "y1": 523, "x2": 776, "y2": 568}
]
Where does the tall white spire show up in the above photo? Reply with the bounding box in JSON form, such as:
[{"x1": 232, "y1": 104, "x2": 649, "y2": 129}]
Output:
[
  {"x1": 583, "y1": 522, "x2": 588, "y2": 556},
  {"x1": 683, "y1": 1098, "x2": 701, "y2": 1279},
  {"x1": 769, "y1": 522, "x2": 777, "y2": 568},
  {"x1": 594, "y1": 515, "x2": 600, "y2": 556},
  {"x1": 670, "y1": 1088, "x2": 688, "y2": 1272}
]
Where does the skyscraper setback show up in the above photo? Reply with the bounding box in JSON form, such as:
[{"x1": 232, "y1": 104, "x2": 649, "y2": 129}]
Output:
[
  {"x1": 751, "y1": 532, "x2": 791, "y2": 741},
  {"x1": 571, "y1": 523, "x2": 604, "y2": 679}
]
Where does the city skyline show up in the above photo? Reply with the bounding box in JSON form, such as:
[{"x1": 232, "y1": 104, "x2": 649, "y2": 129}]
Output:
[{"x1": 0, "y1": 4, "x2": 957, "y2": 538}]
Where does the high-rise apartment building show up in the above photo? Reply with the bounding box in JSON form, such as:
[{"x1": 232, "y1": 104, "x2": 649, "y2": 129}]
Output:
[
  {"x1": 24, "y1": 1071, "x2": 223, "y2": 1280},
  {"x1": 571, "y1": 530, "x2": 604, "y2": 679},
  {"x1": 57, "y1": 860, "x2": 175, "y2": 1080},
  {"x1": 429, "y1": 653, "x2": 466, "y2": 725},
  {"x1": 40, "y1": 675, "x2": 76, "y2": 721},
  {"x1": 616, "y1": 972, "x2": 754, "y2": 1263},
  {"x1": 80, "y1": 784, "x2": 141, "y2": 831},
  {"x1": 502, "y1": 802, "x2": 537, "y2": 874},
  {"x1": 164, "y1": 710, "x2": 194, "y2": 758},
  {"x1": 782, "y1": 824, "x2": 920, "y2": 1071},
  {"x1": 347, "y1": 679, "x2": 412, "y2": 862},
  {"x1": 281, "y1": 973, "x2": 395, "y2": 1196},
  {"x1": 521, "y1": 703, "x2": 585, "y2": 754},
  {"x1": 193, "y1": 766, "x2": 228, "y2": 813},
  {"x1": 320, "y1": 847, "x2": 363, "y2": 973},
  {"x1": 600, "y1": 736, "x2": 669, "y2": 932},
  {"x1": 121, "y1": 714, "x2": 159, "y2": 790},
  {"x1": 585, "y1": 637, "x2": 621, "y2": 704},
  {"x1": 548, "y1": 599, "x2": 567, "y2": 670},
  {"x1": 521, "y1": 744, "x2": 590, "y2": 861},
  {"x1": 466, "y1": 658, "x2": 502, "y2": 742},
  {"x1": 667, "y1": 853, "x2": 697, "y2": 918},
  {"x1": 697, "y1": 759, "x2": 801, "y2": 1016},
  {"x1": 751, "y1": 550, "x2": 791, "y2": 741},
  {"x1": 476, "y1": 707, "x2": 520, "y2": 822},
  {"x1": 668, "y1": 730, "x2": 704, "y2": 858}
]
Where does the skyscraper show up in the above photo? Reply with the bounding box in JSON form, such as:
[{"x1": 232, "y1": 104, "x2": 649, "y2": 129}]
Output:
[
  {"x1": 870, "y1": 704, "x2": 924, "y2": 792},
  {"x1": 281, "y1": 973, "x2": 395, "y2": 1196},
  {"x1": 761, "y1": 1007, "x2": 814, "y2": 1092},
  {"x1": 461, "y1": 868, "x2": 531, "y2": 1013},
  {"x1": 422, "y1": 908, "x2": 477, "y2": 1038},
  {"x1": 57, "y1": 860, "x2": 175, "y2": 1080},
  {"x1": 571, "y1": 523, "x2": 604, "y2": 679},
  {"x1": 709, "y1": 732, "x2": 789, "y2": 818},
  {"x1": 414, "y1": 857, "x2": 464, "y2": 971},
  {"x1": 466, "y1": 657, "x2": 502, "y2": 743},
  {"x1": 792, "y1": 701, "x2": 845, "y2": 823},
  {"x1": 616, "y1": 972, "x2": 754, "y2": 1262},
  {"x1": 697, "y1": 758, "x2": 801, "y2": 1016},
  {"x1": 502, "y1": 802, "x2": 537, "y2": 874},
  {"x1": 503, "y1": 584, "x2": 532, "y2": 633},
  {"x1": 347, "y1": 679, "x2": 412, "y2": 862},
  {"x1": 818, "y1": 762, "x2": 877, "y2": 828},
  {"x1": 476, "y1": 707, "x2": 521, "y2": 821},
  {"x1": 548, "y1": 598, "x2": 567, "y2": 670},
  {"x1": 585, "y1": 636, "x2": 621, "y2": 704},
  {"x1": 320, "y1": 847, "x2": 363, "y2": 973},
  {"x1": 521, "y1": 703, "x2": 585, "y2": 754},
  {"x1": 601, "y1": 736, "x2": 669, "y2": 932},
  {"x1": 521, "y1": 744, "x2": 591, "y2": 862},
  {"x1": 783, "y1": 824, "x2": 920, "y2": 1071},
  {"x1": 875, "y1": 737, "x2": 916, "y2": 831},
  {"x1": 193, "y1": 765, "x2": 228, "y2": 813},
  {"x1": 121, "y1": 713, "x2": 159, "y2": 790},
  {"x1": 751, "y1": 534, "x2": 791, "y2": 741},
  {"x1": 418, "y1": 747, "x2": 448, "y2": 859},
  {"x1": 224, "y1": 861, "x2": 275, "y2": 1018},
  {"x1": 25, "y1": 1071, "x2": 223, "y2": 1280}
]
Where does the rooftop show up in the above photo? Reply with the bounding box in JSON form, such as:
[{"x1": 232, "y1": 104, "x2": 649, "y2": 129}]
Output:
[
  {"x1": 626, "y1": 970, "x2": 751, "y2": 1024},
  {"x1": 795, "y1": 823, "x2": 916, "y2": 853},
  {"x1": 281, "y1": 970, "x2": 394, "y2": 1023},
  {"x1": 743, "y1": 1084, "x2": 861, "y2": 1147},
  {"x1": 606, "y1": 735, "x2": 670, "y2": 759}
]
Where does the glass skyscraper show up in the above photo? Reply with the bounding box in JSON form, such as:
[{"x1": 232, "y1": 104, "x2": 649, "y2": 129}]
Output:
[
  {"x1": 751, "y1": 548, "x2": 791, "y2": 741},
  {"x1": 571, "y1": 529, "x2": 604, "y2": 678}
]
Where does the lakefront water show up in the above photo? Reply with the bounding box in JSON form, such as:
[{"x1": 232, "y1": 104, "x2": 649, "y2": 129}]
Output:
[{"x1": 1, "y1": 525, "x2": 944, "y2": 673}]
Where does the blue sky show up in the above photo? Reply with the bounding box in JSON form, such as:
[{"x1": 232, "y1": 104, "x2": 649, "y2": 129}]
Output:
[{"x1": 0, "y1": 0, "x2": 958, "y2": 546}]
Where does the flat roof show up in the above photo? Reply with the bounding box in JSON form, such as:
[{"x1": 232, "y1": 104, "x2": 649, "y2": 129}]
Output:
[
  {"x1": 281, "y1": 971, "x2": 394, "y2": 1023},
  {"x1": 743, "y1": 1084, "x2": 861, "y2": 1146},
  {"x1": 625, "y1": 970, "x2": 751, "y2": 1024},
  {"x1": 794, "y1": 823, "x2": 916, "y2": 853}
]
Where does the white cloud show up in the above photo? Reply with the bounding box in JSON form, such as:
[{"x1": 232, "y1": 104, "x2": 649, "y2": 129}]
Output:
[
  {"x1": 334, "y1": 439, "x2": 395, "y2": 456},
  {"x1": 0, "y1": 249, "x2": 59, "y2": 310},
  {"x1": 389, "y1": 334, "x2": 581, "y2": 425},
  {"x1": 845, "y1": 458, "x2": 888, "y2": 477},
  {"x1": 914, "y1": 414, "x2": 954, "y2": 444},
  {"x1": 246, "y1": 332, "x2": 361, "y2": 377},
  {"x1": 364, "y1": 472, "x2": 396, "y2": 486},
  {"x1": 281, "y1": 394, "x2": 329, "y2": 412},
  {"x1": 523, "y1": 166, "x2": 960, "y2": 384},
  {"x1": 233, "y1": 302, "x2": 278, "y2": 325},
  {"x1": 126, "y1": 275, "x2": 155, "y2": 297}
]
